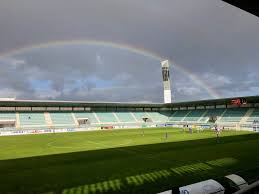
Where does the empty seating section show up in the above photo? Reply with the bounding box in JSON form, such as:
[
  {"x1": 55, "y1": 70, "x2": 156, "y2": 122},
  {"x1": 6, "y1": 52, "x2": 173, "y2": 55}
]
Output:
[
  {"x1": 160, "y1": 111, "x2": 172, "y2": 117},
  {"x1": 247, "y1": 108, "x2": 259, "y2": 123},
  {"x1": 199, "y1": 109, "x2": 225, "y2": 122},
  {"x1": 183, "y1": 110, "x2": 206, "y2": 122},
  {"x1": 148, "y1": 112, "x2": 169, "y2": 122},
  {"x1": 0, "y1": 108, "x2": 256, "y2": 130},
  {"x1": 74, "y1": 112, "x2": 98, "y2": 123},
  {"x1": 168, "y1": 110, "x2": 189, "y2": 122},
  {"x1": 19, "y1": 113, "x2": 47, "y2": 128},
  {"x1": 115, "y1": 112, "x2": 135, "y2": 122},
  {"x1": 50, "y1": 113, "x2": 76, "y2": 127},
  {"x1": 219, "y1": 108, "x2": 248, "y2": 123},
  {"x1": 0, "y1": 112, "x2": 16, "y2": 120},
  {"x1": 133, "y1": 112, "x2": 149, "y2": 122},
  {"x1": 95, "y1": 112, "x2": 117, "y2": 123}
]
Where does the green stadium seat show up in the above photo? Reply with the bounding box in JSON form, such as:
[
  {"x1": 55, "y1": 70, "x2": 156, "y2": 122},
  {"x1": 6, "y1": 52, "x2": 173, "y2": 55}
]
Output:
[
  {"x1": 0, "y1": 112, "x2": 16, "y2": 120},
  {"x1": 0, "y1": 112, "x2": 16, "y2": 130},
  {"x1": 168, "y1": 110, "x2": 189, "y2": 122},
  {"x1": 219, "y1": 108, "x2": 248, "y2": 123},
  {"x1": 95, "y1": 112, "x2": 117, "y2": 123},
  {"x1": 183, "y1": 110, "x2": 206, "y2": 122},
  {"x1": 115, "y1": 112, "x2": 136, "y2": 122},
  {"x1": 147, "y1": 112, "x2": 169, "y2": 122},
  {"x1": 19, "y1": 112, "x2": 47, "y2": 129},
  {"x1": 49, "y1": 112, "x2": 76, "y2": 128}
]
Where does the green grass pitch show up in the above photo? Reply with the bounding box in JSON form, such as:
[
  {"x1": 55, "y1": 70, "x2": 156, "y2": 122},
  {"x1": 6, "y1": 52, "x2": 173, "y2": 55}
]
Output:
[{"x1": 0, "y1": 128, "x2": 259, "y2": 194}]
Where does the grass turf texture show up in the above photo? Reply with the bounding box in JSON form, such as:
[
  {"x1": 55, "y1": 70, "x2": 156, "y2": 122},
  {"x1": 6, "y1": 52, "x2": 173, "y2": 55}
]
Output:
[{"x1": 0, "y1": 128, "x2": 259, "y2": 194}]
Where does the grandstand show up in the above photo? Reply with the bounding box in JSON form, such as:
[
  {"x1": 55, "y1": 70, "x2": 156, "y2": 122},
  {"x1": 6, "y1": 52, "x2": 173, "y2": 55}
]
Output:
[
  {"x1": 0, "y1": 97, "x2": 258, "y2": 194},
  {"x1": 0, "y1": 96, "x2": 258, "y2": 132}
]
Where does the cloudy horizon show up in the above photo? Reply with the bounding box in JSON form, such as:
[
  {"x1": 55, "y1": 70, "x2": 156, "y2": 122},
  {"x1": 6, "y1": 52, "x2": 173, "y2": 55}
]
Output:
[{"x1": 0, "y1": 0, "x2": 258, "y2": 102}]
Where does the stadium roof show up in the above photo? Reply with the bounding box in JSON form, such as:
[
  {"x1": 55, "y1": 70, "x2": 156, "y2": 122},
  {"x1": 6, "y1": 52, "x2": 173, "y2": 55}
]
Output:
[
  {"x1": 222, "y1": 1, "x2": 259, "y2": 17},
  {"x1": 165, "y1": 95, "x2": 259, "y2": 108},
  {"x1": 0, "y1": 95, "x2": 258, "y2": 108},
  {"x1": 0, "y1": 99, "x2": 164, "y2": 108}
]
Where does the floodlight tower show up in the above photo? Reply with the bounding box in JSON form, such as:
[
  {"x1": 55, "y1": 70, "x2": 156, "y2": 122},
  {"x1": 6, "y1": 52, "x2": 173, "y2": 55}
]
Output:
[{"x1": 161, "y1": 60, "x2": 172, "y2": 103}]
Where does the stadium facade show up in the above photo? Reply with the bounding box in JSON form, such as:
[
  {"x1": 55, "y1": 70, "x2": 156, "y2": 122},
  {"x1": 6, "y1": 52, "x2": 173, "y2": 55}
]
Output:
[{"x1": 0, "y1": 95, "x2": 258, "y2": 135}]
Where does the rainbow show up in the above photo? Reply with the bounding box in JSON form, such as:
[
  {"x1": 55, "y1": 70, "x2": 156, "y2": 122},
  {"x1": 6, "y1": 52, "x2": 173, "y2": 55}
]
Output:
[{"x1": 0, "y1": 39, "x2": 221, "y2": 99}]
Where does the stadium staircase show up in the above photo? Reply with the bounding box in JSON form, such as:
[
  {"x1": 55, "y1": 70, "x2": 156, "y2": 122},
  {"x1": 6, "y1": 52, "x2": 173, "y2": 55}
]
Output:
[
  {"x1": 93, "y1": 112, "x2": 101, "y2": 123},
  {"x1": 15, "y1": 112, "x2": 20, "y2": 128},
  {"x1": 113, "y1": 112, "x2": 121, "y2": 123},
  {"x1": 215, "y1": 109, "x2": 228, "y2": 123},
  {"x1": 167, "y1": 111, "x2": 177, "y2": 120},
  {"x1": 246, "y1": 108, "x2": 259, "y2": 124},
  {"x1": 130, "y1": 112, "x2": 138, "y2": 122},
  {"x1": 71, "y1": 113, "x2": 79, "y2": 127},
  {"x1": 240, "y1": 108, "x2": 255, "y2": 125},
  {"x1": 145, "y1": 112, "x2": 155, "y2": 122},
  {"x1": 197, "y1": 110, "x2": 208, "y2": 122},
  {"x1": 183, "y1": 109, "x2": 206, "y2": 122},
  {"x1": 168, "y1": 110, "x2": 190, "y2": 122},
  {"x1": 44, "y1": 112, "x2": 53, "y2": 128},
  {"x1": 144, "y1": 111, "x2": 152, "y2": 119},
  {"x1": 182, "y1": 111, "x2": 191, "y2": 121},
  {"x1": 95, "y1": 112, "x2": 118, "y2": 123},
  {"x1": 147, "y1": 112, "x2": 169, "y2": 123}
]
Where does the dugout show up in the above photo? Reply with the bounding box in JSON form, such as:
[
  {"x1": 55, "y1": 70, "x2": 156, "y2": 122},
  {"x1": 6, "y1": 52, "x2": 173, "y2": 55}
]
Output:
[
  {"x1": 0, "y1": 120, "x2": 16, "y2": 128},
  {"x1": 77, "y1": 118, "x2": 90, "y2": 125},
  {"x1": 142, "y1": 117, "x2": 153, "y2": 122}
]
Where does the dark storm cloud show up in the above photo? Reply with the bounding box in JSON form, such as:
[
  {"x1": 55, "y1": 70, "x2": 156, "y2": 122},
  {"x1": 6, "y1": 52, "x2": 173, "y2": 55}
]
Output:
[
  {"x1": 6, "y1": 46, "x2": 165, "y2": 101},
  {"x1": 0, "y1": 0, "x2": 258, "y2": 102},
  {"x1": 0, "y1": 59, "x2": 34, "y2": 95}
]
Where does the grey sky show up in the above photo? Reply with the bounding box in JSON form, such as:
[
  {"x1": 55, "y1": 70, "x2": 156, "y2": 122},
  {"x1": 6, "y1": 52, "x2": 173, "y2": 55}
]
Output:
[{"x1": 0, "y1": 0, "x2": 258, "y2": 102}]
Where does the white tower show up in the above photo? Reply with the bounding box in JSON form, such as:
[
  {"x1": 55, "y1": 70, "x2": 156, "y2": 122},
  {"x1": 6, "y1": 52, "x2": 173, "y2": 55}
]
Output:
[{"x1": 161, "y1": 60, "x2": 172, "y2": 103}]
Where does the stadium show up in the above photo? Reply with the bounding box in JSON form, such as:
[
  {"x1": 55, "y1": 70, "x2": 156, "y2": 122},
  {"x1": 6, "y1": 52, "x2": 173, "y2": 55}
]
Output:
[
  {"x1": 0, "y1": 60, "x2": 258, "y2": 194},
  {"x1": 1, "y1": 1, "x2": 259, "y2": 194}
]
